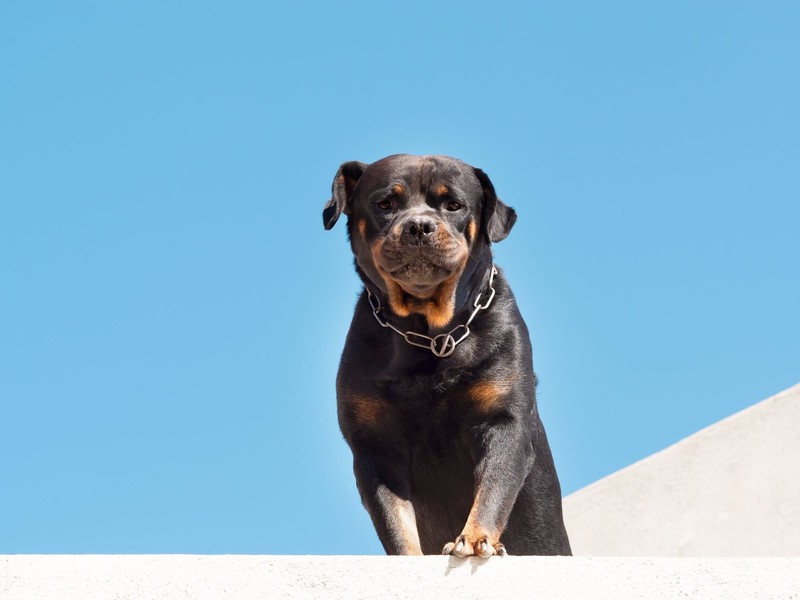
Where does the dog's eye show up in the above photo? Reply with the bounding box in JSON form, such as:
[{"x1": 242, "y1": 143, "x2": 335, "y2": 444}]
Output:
[
  {"x1": 377, "y1": 198, "x2": 393, "y2": 210},
  {"x1": 445, "y1": 201, "x2": 462, "y2": 211}
]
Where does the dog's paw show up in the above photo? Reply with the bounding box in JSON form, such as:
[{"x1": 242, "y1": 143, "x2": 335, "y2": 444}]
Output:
[{"x1": 442, "y1": 534, "x2": 507, "y2": 558}]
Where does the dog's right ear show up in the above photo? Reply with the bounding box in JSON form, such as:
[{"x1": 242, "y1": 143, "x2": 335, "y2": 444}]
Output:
[
  {"x1": 473, "y1": 167, "x2": 517, "y2": 243},
  {"x1": 323, "y1": 161, "x2": 368, "y2": 230}
]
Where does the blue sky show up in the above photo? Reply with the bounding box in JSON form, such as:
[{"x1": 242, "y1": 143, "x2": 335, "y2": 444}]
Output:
[{"x1": 1, "y1": 2, "x2": 798, "y2": 554}]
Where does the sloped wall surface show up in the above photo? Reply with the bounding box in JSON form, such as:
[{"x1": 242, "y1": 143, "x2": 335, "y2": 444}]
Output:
[{"x1": 563, "y1": 383, "x2": 800, "y2": 556}]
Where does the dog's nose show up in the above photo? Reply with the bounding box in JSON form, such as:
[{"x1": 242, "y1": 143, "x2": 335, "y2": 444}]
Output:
[{"x1": 403, "y1": 217, "x2": 437, "y2": 241}]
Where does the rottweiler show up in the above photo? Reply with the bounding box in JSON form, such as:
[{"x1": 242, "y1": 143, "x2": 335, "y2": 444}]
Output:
[{"x1": 323, "y1": 154, "x2": 571, "y2": 557}]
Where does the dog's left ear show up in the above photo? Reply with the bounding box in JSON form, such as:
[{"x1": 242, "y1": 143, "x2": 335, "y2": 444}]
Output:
[
  {"x1": 473, "y1": 167, "x2": 517, "y2": 243},
  {"x1": 323, "y1": 161, "x2": 368, "y2": 230}
]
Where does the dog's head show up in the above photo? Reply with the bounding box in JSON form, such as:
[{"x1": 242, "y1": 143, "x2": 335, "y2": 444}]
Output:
[{"x1": 323, "y1": 154, "x2": 516, "y2": 328}]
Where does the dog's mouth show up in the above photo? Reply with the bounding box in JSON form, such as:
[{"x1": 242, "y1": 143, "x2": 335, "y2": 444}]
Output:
[
  {"x1": 385, "y1": 255, "x2": 454, "y2": 296},
  {"x1": 371, "y1": 240, "x2": 469, "y2": 328}
]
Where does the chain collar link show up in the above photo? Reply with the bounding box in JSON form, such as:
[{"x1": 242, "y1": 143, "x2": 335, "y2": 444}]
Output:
[{"x1": 366, "y1": 265, "x2": 498, "y2": 358}]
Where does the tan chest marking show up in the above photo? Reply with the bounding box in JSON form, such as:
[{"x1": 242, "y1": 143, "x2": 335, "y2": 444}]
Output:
[
  {"x1": 468, "y1": 377, "x2": 516, "y2": 411},
  {"x1": 347, "y1": 394, "x2": 383, "y2": 429}
]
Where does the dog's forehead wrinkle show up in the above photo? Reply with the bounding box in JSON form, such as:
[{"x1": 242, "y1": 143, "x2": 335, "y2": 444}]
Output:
[{"x1": 363, "y1": 154, "x2": 475, "y2": 192}]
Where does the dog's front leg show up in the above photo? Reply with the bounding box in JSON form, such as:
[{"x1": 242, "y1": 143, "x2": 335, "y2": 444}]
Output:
[
  {"x1": 352, "y1": 451, "x2": 422, "y2": 555},
  {"x1": 443, "y1": 419, "x2": 533, "y2": 557}
]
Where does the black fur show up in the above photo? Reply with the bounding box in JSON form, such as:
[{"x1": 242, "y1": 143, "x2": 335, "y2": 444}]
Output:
[{"x1": 324, "y1": 154, "x2": 571, "y2": 556}]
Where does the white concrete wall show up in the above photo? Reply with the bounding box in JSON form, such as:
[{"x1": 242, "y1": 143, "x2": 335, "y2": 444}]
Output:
[
  {"x1": 563, "y1": 382, "x2": 800, "y2": 556},
  {"x1": 2, "y1": 555, "x2": 800, "y2": 599}
]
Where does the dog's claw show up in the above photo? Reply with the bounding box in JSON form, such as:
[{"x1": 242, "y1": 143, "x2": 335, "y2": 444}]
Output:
[
  {"x1": 477, "y1": 539, "x2": 493, "y2": 558},
  {"x1": 453, "y1": 535, "x2": 472, "y2": 557},
  {"x1": 443, "y1": 534, "x2": 505, "y2": 558}
]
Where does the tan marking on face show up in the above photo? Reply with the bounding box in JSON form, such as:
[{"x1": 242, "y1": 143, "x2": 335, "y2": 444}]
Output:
[
  {"x1": 467, "y1": 219, "x2": 478, "y2": 243},
  {"x1": 370, "y1": 239, "x2": 412, "y2": 318},
  {"x1": 415, "y1": 264, "x2": 465, "y2": 328},
  {"x1": 370, "y1": 235, "x2": 469, "y2": 328},
  {"x1": 436, "y1": 184, "x2": 449, "y2": 196},
  {"x1": 358, "y1": 218, "x2": 367, "y2": 240},
  {"x1": 468, "y1": 377, "x2": 516, "y2": 412},
  {"x1": 392, "y1": 184, "x2": 405, "y2": 195}
]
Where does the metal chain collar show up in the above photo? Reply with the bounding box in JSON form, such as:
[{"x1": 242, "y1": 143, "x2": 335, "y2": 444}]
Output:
[{"x1": 366, "y1": 265, "x2": 498, "y2": 358}]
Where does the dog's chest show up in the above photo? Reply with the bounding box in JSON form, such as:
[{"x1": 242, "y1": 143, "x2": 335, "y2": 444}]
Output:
[{"x1": 382, "y1": 369, "x2": 477, "y2": 454}]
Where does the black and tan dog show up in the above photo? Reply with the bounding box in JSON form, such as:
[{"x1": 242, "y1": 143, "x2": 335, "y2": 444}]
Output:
[{"x1": 323, "y1": 154, "x2": 571, "y2": 557}]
